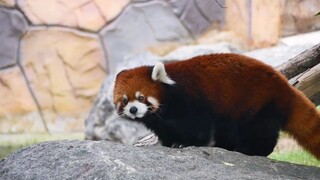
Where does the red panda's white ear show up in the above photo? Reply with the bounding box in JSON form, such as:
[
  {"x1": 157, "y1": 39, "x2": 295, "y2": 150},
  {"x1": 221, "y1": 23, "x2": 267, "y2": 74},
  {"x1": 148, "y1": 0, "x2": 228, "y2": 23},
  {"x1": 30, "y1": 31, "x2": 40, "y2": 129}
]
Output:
[{"x1": 151, "y1": 62, "x2": 176, "y2": 85}]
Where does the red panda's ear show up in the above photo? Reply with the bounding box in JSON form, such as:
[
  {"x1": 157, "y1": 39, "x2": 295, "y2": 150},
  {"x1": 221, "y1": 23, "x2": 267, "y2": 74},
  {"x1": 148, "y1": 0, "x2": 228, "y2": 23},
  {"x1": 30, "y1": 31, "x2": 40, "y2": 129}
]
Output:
[
  {"x1": 151, "y1": 62, "x2": 176, "y2": 85},
  {"x1": 115, "y1": 69, "x2": 127, "y2": 78}
]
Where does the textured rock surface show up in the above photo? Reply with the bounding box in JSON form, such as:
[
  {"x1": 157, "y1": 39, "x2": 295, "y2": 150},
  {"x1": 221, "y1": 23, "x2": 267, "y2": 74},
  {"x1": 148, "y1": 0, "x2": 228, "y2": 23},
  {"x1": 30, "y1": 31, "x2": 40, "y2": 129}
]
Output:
[
  {"x1": 0, "y1": 8, "x2": 27, "y2": 69},
  {"x1": 163, "y1": 42, "x2": 241, "y2": 61},
  {"x1": 178, "y1": 0, "x2": 211, "y2": 36},
  {"x1": 17, "y1": 0, "x2": 129, "y2": 31},
  {"x1": 281, "y1": 0, "x2": 320, "y2": 36},
  {"x1": 0, "y1": 67, "x2": 36, "y2": 115},
  {"x1": 245, "y1": 31, "x2": 320, "y2": 67},
  {"x1": 101, "y1": 1, "x2": 191, "y2": 73},
  {"x1": 226, "y1": 0, "x2": 280, "y2": 48},
  {"x1": 178, "y1": 0, "x2": 225, "y2": 36},
  {"x1": 245, "y1": 44, "x2": 316, "y2": 67},
  {"x1": 0, "y1": 67, "x2": 45, "y2": 133},
  {"x1": 0, "y1": 0, "x2": 14, "y2": 6},
  {"x1": 0, "y1": 140, "x2": 319, "y2": 179},
  {"x1": 21, "y1": 27, "x2": 106, "y2": 132}
]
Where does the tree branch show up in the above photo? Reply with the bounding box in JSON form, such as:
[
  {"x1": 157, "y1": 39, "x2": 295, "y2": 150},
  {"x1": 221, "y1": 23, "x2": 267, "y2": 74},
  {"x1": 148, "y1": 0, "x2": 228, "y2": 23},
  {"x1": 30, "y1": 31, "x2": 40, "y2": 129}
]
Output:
[
  {"x1": 277, "y1": 43, "x2": 320, "y2": 105},
  {"x1": 277, "y1": 43, "x2": 320, "y2": 79}
]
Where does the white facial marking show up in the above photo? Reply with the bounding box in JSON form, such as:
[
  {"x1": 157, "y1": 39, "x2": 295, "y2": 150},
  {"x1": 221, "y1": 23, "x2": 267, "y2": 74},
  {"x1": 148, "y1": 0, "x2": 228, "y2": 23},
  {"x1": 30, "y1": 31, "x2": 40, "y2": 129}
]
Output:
[
  {"x1": 123, "y1": 100, "x2": 148, "y2": 119},
  {"x1": 135, "y1": 91, "x2": 144, "y2": 99},
  {"x1": 116, "y1": 102, "x2": 121, "y2": 110},
  {"x1": 147, "y1": 96, "x2": 159, "y2": 109},
  {"x1": 123, "y1": 95, "x2": 128, "y2": 100},
  {"x1": 135, "y1": 91, "x2": 141, "y2": 99},
  {"x1": 151, "y1": 62, "x2": 176, "y2": 85}
]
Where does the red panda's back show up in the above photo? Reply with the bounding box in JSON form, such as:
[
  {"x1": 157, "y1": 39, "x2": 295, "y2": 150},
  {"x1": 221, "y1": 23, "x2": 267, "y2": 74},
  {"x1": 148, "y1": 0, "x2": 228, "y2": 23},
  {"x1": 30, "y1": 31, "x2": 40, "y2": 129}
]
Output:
[{"x1": 164, "y1": 53, "x2": 292, "y2": 119}]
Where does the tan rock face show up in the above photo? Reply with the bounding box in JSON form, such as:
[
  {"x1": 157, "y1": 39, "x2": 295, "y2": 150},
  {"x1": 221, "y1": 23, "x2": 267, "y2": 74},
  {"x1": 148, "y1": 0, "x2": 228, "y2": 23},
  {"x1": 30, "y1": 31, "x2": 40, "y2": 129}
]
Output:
[
  {"x1": 281, "y1": 0, "x2": 320, "y2": 36},
  {"x1": 251, "y1": 0, "x2": 280, "y2": 48},
  {"x1": 0, "y1": 67, "x2": 46, "y2": 133},
  {"x1": 0, "y1": 67, "x2": 36, "y2": 115},
  {"x1": 17, "y1": 0, "x2": 130, "y2": 31},
  {"x1": 226, "y1": 0, "x2": 280, "y2": 49},
  {"x1": 21, "y1": 27, "x2": 106, "y2": 131},
  {"x1": 0, "y1": 0, "x2": 15, "y2": 6}
]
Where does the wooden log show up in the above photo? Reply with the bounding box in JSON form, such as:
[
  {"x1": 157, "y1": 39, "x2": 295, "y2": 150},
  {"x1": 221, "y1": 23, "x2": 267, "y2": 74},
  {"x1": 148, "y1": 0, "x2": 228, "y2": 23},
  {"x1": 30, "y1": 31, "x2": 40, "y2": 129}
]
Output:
[
  {"x1": 291, "y1": 64, "x2": 320, "y2": 105},
  {"x1": 277, "y1": 43, "x2": 320, "y2": 105},
  {"x1": 277, "y1": 43, "x2": 320, "y2": 79}
]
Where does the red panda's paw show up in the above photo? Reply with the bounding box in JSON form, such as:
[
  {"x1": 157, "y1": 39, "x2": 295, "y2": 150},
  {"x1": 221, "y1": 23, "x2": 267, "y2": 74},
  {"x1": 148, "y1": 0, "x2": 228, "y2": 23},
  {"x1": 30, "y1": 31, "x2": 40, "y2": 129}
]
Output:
[{"x1": 171, "y1": 143, "x2": 186, "y2": 148}]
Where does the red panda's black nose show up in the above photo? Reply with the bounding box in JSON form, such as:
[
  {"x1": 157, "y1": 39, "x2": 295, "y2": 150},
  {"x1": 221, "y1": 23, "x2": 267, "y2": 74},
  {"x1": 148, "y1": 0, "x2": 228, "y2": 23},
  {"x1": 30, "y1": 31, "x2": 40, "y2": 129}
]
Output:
[{"x1": 129, "y1": 106, "x2": 138, "y2": 114}]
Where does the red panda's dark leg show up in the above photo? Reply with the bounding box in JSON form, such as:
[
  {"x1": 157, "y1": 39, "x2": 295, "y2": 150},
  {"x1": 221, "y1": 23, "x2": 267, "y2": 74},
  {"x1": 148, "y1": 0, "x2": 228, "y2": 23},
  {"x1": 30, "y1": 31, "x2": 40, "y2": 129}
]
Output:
[{"x1": 235, "y1": 102, "x2": 287, "y2": 156}]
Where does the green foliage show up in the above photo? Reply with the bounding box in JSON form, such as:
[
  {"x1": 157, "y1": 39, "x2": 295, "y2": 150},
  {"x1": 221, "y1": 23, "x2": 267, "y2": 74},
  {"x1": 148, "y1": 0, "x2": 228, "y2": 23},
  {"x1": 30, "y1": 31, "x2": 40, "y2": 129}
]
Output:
[
  {"x1": 0, "y1": 145, "x2": 22, "y2": 160},
  {"x1": 316, "y1": 12, "x2": 320, "y2": 16},
  {"x1": 0, "y1": 133, "x2": 83, "y2": 159},
  {"x1": 269, "y1": 150, "x2": 320, "y2": 167}
]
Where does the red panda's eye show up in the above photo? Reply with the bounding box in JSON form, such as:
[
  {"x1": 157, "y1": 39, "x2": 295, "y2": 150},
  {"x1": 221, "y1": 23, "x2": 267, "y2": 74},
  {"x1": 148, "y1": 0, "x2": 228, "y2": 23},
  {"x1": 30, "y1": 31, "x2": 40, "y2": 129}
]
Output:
[
  {"x1": 138, "y1": 96, "x2": 144, "y2": 102},
  {"x1": 122, "y1": 98, "x2": 128, "y2": 105}
]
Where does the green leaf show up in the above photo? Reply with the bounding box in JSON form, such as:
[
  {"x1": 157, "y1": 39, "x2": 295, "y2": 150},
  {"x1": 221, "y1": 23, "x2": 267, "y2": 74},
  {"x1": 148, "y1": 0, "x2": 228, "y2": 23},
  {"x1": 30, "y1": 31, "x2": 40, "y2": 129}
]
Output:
[{"x1": 316, "y1": 12, "x2": 320, "y2": 16}]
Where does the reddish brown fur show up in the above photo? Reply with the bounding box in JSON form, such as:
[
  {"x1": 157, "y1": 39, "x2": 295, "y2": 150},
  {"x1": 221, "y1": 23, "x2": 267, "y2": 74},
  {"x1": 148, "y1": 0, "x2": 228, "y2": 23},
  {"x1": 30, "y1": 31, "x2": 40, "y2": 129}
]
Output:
[
  {"x1": 114, "y1": 53, "x2": 320, "y2": 159},
  {"x1": 164, "y1": 54, "x2": 291, "y2": 120},
  {"x1": 114, "y1": 67, "x2": 164, "y2": 106}
]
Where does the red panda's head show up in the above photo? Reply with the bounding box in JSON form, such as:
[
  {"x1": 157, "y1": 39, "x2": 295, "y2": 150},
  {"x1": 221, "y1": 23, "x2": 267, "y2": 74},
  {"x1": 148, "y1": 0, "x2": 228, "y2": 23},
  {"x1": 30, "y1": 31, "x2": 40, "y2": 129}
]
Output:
[{"x1": 113, "y1": 62, "x2": 175, "y2": 120}]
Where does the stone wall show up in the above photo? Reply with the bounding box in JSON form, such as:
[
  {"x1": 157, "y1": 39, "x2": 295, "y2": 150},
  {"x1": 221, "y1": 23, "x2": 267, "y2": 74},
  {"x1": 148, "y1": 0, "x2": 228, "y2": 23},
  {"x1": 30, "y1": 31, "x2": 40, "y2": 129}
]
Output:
[
  {"x1": 226, "y1": 0, "x2": 320, "y2": 49},
  {"x1": 0, "y1": 0, "x2": 225, "y2": 133},
  {"x1": 0, "y1": 0, "x2": 319, "y2": 133}
]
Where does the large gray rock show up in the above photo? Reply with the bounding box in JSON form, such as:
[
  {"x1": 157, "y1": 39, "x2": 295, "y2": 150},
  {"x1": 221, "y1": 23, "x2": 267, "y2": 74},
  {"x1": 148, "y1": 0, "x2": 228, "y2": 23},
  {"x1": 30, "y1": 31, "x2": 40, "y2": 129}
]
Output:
[
  {"x1": 162, "y1": 42, "x2": 241, "y2": 61},
  {"x1": 0, "y1": 7, "x2": 27, "y2": 69},
  {"x1": 179, "y1": 0, "x2": 211, "y2": 36},
  {"x1": 245, "y1": 31, "x2": 320, "y2": 67},
  {"x1": 100, "y1": 1, "x2": 191, "y2": 73},
  {"x1": 168, "y1": 0, "x2": 225, "y2": 35},
  {"x1": 245, "y1": 44, "x2": 316, "y2": 67},
  {"x1": 0, "y1": 140, "x2": 319, "y2": 179},
  {"x1": 194, "y1": 0, "x2": 225, "y2": 25}
]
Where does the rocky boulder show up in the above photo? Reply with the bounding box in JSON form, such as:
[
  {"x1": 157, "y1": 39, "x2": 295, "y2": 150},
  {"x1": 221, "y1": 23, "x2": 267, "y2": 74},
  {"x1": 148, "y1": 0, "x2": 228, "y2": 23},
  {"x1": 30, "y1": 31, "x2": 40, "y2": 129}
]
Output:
[{"x1": 0, "y1": 140, "x2": 319, "y2": 179}]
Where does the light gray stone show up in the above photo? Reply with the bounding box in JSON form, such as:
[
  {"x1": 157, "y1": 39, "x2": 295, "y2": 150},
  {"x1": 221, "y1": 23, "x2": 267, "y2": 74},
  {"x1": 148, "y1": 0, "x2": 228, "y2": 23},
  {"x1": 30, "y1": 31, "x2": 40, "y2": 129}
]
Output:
[
  {"x1": 101, "y1": 1, "x2": 191, "y2": 73},
  {"x1": 194, "y1": 0, "x2": 225, "y2": 26},
  {"x1": 172, "y1": 0, "x2": 226, "y2": 36},
  {"x1": 0, "y1": 140, "x2": 319, "y2": 179},
  {"x1": 162, "y1": 42, "x2": 241, "y2": 61},
  {"x1": 245, "y1": 44, "x2": 315, "y2": 67},
  {"x1": 166, "y1": 0, "x2": 189, "y2": 16},
  {"x1": 245, "y1": 31, "x2": 320, "y2": 66},
  {"x1": 0, "y1": 7, "x2": 27, "y2": 69},
  {"x1": 279, "y1": 31, "x2": 320, "y2": 47},
  {"x1": 180, "y1": 0, "x2": 211, "y2": 36}
]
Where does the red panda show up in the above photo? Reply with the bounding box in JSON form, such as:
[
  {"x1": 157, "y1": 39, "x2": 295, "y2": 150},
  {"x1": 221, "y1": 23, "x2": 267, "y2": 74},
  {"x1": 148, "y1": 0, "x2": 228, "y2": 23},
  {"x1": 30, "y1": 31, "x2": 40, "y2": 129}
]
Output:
[{"x1": 113, "y1": 53, "x2": 320, "y2": 158}]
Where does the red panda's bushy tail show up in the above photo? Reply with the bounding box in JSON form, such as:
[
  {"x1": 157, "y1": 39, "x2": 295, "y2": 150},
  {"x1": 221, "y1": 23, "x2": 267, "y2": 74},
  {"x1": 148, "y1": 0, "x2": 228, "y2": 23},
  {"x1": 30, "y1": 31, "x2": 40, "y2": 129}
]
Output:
[{"x1": 283, "y1": 87, "x2": 320, "y2": 159}]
